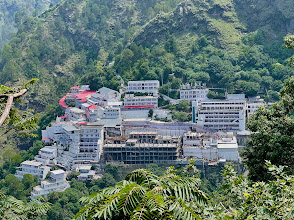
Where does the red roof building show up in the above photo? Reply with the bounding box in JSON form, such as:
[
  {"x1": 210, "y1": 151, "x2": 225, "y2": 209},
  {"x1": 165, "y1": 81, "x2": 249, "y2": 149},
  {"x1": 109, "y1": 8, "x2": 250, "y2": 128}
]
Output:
[
  {"x1": 78, "y1": 122, "x2": 87, "y2": 125},
  {"x1": 88, "y1": 105, "x2": 98, "y2": 109},
  {"x1": 72, "y1": 90, "x2": 96, "y2": 100},
  {"x1": 71, "y1": 85, "x2": 80, "y2": 90},
  {"x1": 59, "y1": 95, "x2": 68, "y2": 108}
]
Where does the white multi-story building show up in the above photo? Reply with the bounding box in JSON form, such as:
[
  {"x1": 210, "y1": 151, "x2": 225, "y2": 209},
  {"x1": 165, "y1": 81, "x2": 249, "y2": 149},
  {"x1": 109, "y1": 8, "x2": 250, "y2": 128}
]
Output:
[
  {"x1": 31, "y1": 170, "x2": 70, "y2": 200},
  {"x1": 246, "y1": 96, "x2": 266, "y2": 118},
  {"x1": 124, "y1": 94, "x2": 158, "y2": 109},
  {"x1": 183, "y1": 132, "x2": 202, "y2": 146},
  {"x1": 77, "y1": 123, "x2": 104, "y2": 163},
  {"x1": 88, "y1": 87, "x2": 121, "y2": 107},
  {"x1": 180, "y1": 82, "x2": 209, "y2": 101},
  {"x1": 15, "y1": 161, "x2": 51, "y2": 180},
  {"x1": 34, "y1": 146, "x2": 57, "y2": 166},
  {"x1": 103, "y1": 106, "x2": 121, "y2": 119},
  {"x1": 217, "y1": 133, "x2": 239, "y2": 161},
  {"x1": 68, "y1": 108, "x2": 86, "y2": 121},
  {"x1": 127, "y1": 80, "x2": 160, "y2": 94},
  {"x1": 42, "y1": 121, "x2": 104, "y2": 169},
  {"x1": 192, "y1": 94, "x2": 246, "y2": 131},
  {"x1": 183, "y1": 132, "x2": 239, "y2": 162},
  {"x1": 77, "y1": 165, "x2": 96, "y2": 182}
]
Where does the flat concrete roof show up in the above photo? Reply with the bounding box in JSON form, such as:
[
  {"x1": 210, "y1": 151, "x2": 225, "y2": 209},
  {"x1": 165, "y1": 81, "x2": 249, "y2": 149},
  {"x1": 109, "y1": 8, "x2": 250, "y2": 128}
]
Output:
[
  {"x1": 130, "y1": 131, "x2": 158, "y2": 135},
  {"x1": 217, "y1": 143, "x2": 238, "y2": 149},
  {"x1": 22, "y1": 160, "x2": 42, "y2": 166},
  {"x1": 51, "y1": 170, "x2": 65, "y2": 175},
  {"x1": 70, "y1": 108, "x2": 85, "y2": 114},
  {"x1": 40, "y1": 147, "x2": 57, "y2": 152}
]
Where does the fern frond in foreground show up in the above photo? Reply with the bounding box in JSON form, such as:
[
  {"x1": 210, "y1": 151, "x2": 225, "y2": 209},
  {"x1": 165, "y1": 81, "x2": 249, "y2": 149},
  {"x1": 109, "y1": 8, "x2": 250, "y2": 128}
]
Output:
[
  {"x1": 74, "y1": 160, "x2": 294, "y2": 220},
  {"x1": 0, "y1": 191, "x2": 51, "y2": 219}
]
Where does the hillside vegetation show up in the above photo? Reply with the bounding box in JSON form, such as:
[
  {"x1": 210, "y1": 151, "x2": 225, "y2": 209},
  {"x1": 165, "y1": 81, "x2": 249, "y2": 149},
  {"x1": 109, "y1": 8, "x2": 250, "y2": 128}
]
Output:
[
  {"x1": 0, "y1": 0, "x2": 294, "y2": 149},
  {"x1": 0, "y1": 0, "x2": 61, "y2": 49}
]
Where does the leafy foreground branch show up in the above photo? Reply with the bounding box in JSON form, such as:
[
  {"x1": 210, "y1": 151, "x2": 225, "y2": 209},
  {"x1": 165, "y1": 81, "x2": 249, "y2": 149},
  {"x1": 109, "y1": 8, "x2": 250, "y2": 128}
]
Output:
[
  {"x1": 0, "y1": 191, "x2": 50, "y2": 219},
  {"x1": 0, "y1": 78, "x2": 39, "y2": 137},
  {"x1": 74, "y1": 161, "x2": 294, "y2": 220}
]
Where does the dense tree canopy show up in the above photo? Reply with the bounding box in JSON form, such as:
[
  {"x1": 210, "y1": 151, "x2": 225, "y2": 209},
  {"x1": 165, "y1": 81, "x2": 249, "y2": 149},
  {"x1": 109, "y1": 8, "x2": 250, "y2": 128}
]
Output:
[{"x1": 243, "y1": 77, "x2": 294, "y2": 181}]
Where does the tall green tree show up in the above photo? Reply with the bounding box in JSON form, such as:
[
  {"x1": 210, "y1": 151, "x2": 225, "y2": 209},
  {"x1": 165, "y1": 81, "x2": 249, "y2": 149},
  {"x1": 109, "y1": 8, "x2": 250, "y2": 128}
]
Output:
[{"x1": 242, "y1": 76, "x2": 294, "y2": 181}]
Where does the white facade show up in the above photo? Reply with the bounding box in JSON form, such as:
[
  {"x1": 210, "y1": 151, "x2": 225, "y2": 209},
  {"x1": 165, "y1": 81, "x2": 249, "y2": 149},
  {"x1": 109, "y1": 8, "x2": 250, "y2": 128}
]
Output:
[
  {"x1": 42, "y1": 121, "x2": 104, "y2": 169},
  {"x1": 15, "y1": 161, "x2": 50, "y2": 180},
  {"x1": 183, "y1": 132, "x2": 202, "y2": 146},
  {"x1": 192, "y1": 94, "x2": 246, "y2": 131},
  {"x1": 31, "y1": 170, "x2": 70, "y2": 200},
  {"x1": 34, "y1": 146, "x2": 57, "y2": 166},
  {"x1": 183, "y1": 146, "x2": 218, "y2": 160},
  {"x1": 88, "y1": 87, "x2": 121, "y2": 107},
  {"x1": 124, "y1": 94, "x2": 158, "y2": 108},
  {"x1": 180, "y1": 83, "x2": 209, "y2": 101},
  {"x1": 127, "y1": 80, "x2": 159, "y2": 94},
  {"x1": 68, "y1": 108, "x2": 86, "y2": 121},
  {"x1": 103, "y1": 106, "x2": 120, "y2": 119},
  {"x1": 246, "y1": 97, "x2": 265, "y2": 118},
  {"x1": 183, "y1": 132, "x2": 239, "y2": 162},
  {"x1": 217, "y1": 133, "x2": 239, "y2": 161},
  {"x1": 77, "y1": 165, "x2": 96, "y2": 181}
]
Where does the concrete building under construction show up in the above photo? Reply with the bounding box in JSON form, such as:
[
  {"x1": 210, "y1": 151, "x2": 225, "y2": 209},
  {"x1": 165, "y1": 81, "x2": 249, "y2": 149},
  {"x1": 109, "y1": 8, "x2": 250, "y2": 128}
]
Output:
[{"x1": 103, "y1": 132, "x2": 181, "y2": 164}]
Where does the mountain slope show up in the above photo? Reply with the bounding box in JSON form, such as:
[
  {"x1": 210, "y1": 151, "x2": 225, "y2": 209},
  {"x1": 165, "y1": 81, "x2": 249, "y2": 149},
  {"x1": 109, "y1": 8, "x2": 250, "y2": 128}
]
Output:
[
  {"x1": 0, "y1": 0, "x2": 61, "y2": 49},
  {"x1": 0, "y1": 0, "x2": 294, "y2": 150}
]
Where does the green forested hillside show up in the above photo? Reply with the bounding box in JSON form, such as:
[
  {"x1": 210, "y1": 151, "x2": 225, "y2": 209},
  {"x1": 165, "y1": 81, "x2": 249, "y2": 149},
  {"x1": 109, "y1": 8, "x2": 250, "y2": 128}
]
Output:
[
  {"x1": 0, "y1": 0, "x2": 61, "y2": 49},
  {"x1": 0, "y1": 0, "x2": 294, "y2": 148}
]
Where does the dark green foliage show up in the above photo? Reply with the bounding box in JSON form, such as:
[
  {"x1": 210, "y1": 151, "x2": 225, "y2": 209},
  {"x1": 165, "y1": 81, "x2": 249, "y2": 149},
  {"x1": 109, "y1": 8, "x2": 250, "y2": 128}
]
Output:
[
  {"x1": 75, "y1": 161, "x2": 294, "y2": 219},
  {"x1": 104, "y1": 164, "x2": 120, "y2": 181},
  {"x1": 242, "y1": 77, "x2": 294, "y2": 181},
  {"x1": 0, "y1": 79, "x2": 40, "y2": 138},
  {"x1": 89, "y1": 173, "x2": 116, "y2": 191},
  {"x1": 175, "y1": 100, "x2": 191, "y2": 112},
  {"x1": 148, "y1": 109, "x2": 154, "y2": 118},
  {"x1": 74, "y1": 162, "x2": 208, "y2": 220},
  {"x1": 172, "y1": 111, "x2": 191, "y2": 122},
  {"x1": 0, "y1": 191, "x2": 51, "y2": 219},
  {"x1": 47, "y1": 188, "x2": 86, "y2": 220},
  {"x1": 207, "y1": 90, "x2": 225, "y2": 99}
]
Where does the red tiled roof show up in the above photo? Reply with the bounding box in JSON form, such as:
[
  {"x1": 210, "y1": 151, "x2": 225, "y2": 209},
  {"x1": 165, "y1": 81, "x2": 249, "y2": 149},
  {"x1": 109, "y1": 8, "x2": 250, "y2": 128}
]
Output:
[
  {"x1": 61, "y1": 115, "x2": 68, "y2": 119},
  {"x1": 59, "y1": 95, "x2": 68, "y2": 108},
  {"x1": 124, "y1": 105, "x2": 154, "y2": 109},
  {"x1": 88, "y1": 105, "x2": 98, "y2": 109},
  {"x1": 72, "y1": 90, "x2": 96, "y2": 100},
  {"x1": 80, "y1": 99, "x2": 87, "y2": 102}
]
